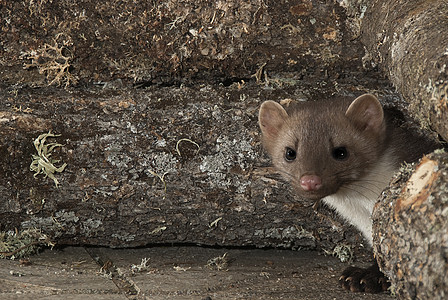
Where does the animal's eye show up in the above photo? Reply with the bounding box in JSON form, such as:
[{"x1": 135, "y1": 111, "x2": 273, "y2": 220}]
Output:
[
  {"x1": 332, "y1": 147, "x2": 349, "y2": 160},
  {"x1": 285, "y1": 147, "x2": 297, "y2": 161}
]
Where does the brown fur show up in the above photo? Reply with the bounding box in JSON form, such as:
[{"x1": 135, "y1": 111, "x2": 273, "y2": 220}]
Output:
[
  {"x1": 259, "y1": 94, "x2": 438, "y2": 201},
  {"x1": 258, "y1": 93, "x2": 440, "y2": 293}
]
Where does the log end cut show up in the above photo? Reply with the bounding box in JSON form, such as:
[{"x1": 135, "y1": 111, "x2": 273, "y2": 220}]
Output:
[{"x1": 372, "y1": 150, "x2": 448, "y2": 299}]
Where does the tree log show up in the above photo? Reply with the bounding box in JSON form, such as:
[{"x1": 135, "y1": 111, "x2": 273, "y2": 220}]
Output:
[
  {"x1": 1, "y1": 0, "x2": 446, "y2": 278},
  {"x1": 0, "y1": 0, "x2": 398, "y2": 252},
  {"x1": 1, "y1": 83, "x2": 381, "y2": 250},
  {"x1": 359, "y1": 0, "x2": 448, "y2": 141},
  {"x1": 372, "y1": 151, "x2": 448, "y2": 299},
  {"x1": 0, "y1": 0, "x2": 369, "y2": 86}
]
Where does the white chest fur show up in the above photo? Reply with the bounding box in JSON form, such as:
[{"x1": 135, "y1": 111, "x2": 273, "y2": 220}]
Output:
[{"x1": 322, "y1": 150, "x2": 398, "y2": 246}]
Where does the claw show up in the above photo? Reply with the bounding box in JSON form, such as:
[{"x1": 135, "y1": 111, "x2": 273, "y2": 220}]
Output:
[{"x1": 339, "y1": 262, "x2": 389, "y2": 294}]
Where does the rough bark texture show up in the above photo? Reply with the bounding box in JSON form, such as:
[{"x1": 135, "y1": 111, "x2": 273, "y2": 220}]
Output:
[
  {"x1": 0, "y1": 0, "x2": 368, "y2": 86},
  {"x1": 372, "y1": 151, "x2": 448, "y2": 299},
  {"x1": 359, "y1": 0, "x2": 448, "y2": 141},
  {"x1": 357, "y1": 2, "x2": 448, "y2": 297},
  {"x1": 0, "y1": 0, "x2": 392, "y2": 253},
  {"x1": 0, "y1": 5, "x2": 447, "y2": 299},
  {"x1": 1, "y1": 82, "x2": 392, "y2": 251}
]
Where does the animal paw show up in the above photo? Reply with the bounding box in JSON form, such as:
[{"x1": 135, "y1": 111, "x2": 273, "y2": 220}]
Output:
[{"x1": 339, "y1": 262, "x2": 390, "y2": 293}]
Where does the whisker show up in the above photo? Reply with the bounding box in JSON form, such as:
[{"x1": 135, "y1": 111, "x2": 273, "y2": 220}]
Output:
[
  {"x1": 339, "y1": 178, "x2": 386, "y2": 188},
  {"x1": 331, "y1": 166, "x2": 397, "y2": 178},
  {"x1": 332, "y1": 170, "x2": 392, "y2": 186},
  {"x1": 335, "y1": 173, "x2": 387, "y2": 182},
  {"x1": 355, "y1": 180, "x2": 388, "y2": 189},
  {"x1": 344, "y1": 182, "x2": 383, "y2": 195},
  {"x1": 338, "y1": 185, "x2": 372, "y2": 201},
  {"x1": 272, "y1": 168, "x2": 300, "y2": 186},
  {"x1": 274, "y1": 168, "x2": 294, "y2": 179},
  {"x1": 270, "y1": 165, "x2": 393, "y2": 199}
]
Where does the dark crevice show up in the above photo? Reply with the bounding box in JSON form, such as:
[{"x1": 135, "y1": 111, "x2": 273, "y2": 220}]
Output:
[
  {"x1": 219, "y1": 77, "x2": 252, "y2": 87},
  {"x1": 133, "y1": 77, "x2": 253, "y2": 89},
  {"x1": 133, "y1": 79, "x2": 183, "y2": 89}
]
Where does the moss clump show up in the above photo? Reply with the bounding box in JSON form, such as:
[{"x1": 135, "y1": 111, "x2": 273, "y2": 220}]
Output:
[{"x1": 0, "y1": 229, "x2": 53, "y2": 260}]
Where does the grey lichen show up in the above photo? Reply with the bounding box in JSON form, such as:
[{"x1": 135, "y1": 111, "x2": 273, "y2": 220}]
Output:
[
  {"x1": 143, "y1": 152, "x2": 179, "y2": 196},
  {"x1": 327, "y1": 244, "x2": 354, "y2": 263},
  {"x1": 21, "y1": 210, "x2": 79, "y2": 237},
  {"x1": 104, "y1": 141, "x2": 132, "y2": 169},
  {"x1": 206, "y1": 252, "x2": 228, "y2": 271},
  {"x1": 253, "y1": 225, "x2": 316, "y2": 248},
  {"x1": 199, "y1": 135, "x2": 256, "y2": 192},
  {"x1": 30, "y1": 131, "x2": 67, "y2": 187},
  {"x1": 131, "y1": 257, "x2": 150, "y2": 274},
  {"x1": 111, "y1": 232, "x2": 136, "y2": 242},
  {"x1": 0, "y1": 228, "x2": 53, "y2": 260},
  {"x1": 80, "y1": 219, "x2": 103, "y2": 235}
]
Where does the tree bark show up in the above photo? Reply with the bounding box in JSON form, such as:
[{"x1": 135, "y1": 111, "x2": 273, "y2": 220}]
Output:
[
  {"x1": 372, "y1": 151, "x2": 448, "y2": 299},
  {"x1": 0, "y1": 0, "x2": 367, "y2": 87},
  {"x1": 359, "y1": 0, "x2": 448, "y2": 141},
  {"x1": 0, "y1": 0, "x2": 390, "y2": 251},
  {"x1": 328, "y1": 1, "x2": 448, "y2": 297},
  {"x1": 0, "y1": 84, "x2": 373, "y2": 250},
  {"x1": 0, "y1": 0, "x2": 445, "y2": 276}
]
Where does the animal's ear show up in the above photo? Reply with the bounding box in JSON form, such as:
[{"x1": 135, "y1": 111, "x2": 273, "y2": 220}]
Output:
[
  {"x1": 345, "y1": 94, "x2": 385, "y2": 134},
  {"x1": 259, "y1": 101, "x2": 288, "y2": 140}
]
